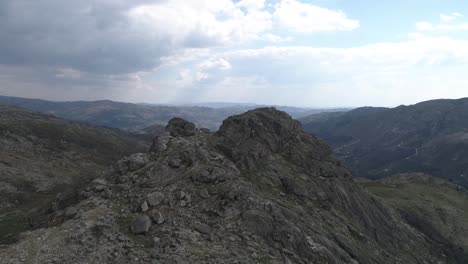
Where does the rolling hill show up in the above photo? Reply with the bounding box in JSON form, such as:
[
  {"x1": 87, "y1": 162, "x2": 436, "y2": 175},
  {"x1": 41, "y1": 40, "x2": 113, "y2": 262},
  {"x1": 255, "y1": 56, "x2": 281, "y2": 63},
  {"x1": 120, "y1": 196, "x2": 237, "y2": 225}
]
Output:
[{"x1": 0, "y1": 95, "x2": 347, "y2": 132}]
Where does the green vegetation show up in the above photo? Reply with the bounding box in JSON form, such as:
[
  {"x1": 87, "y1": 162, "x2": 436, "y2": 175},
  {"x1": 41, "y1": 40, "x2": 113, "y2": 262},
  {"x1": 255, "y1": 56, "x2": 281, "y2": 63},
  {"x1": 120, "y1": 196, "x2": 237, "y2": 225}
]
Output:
[
  {"x1": 0, "y1": 104, "x2": 150, "y2": 244},
  {"x1": 363, "y1": 175, "x2": 468, "y2": 262}
]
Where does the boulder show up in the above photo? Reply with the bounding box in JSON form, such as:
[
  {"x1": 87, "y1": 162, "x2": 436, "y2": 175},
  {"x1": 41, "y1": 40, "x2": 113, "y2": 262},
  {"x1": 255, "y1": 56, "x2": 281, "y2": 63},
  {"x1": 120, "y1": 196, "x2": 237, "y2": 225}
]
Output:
[
  {"x1": 150, "y1": 210, "x2": 165, "y2": 225},
  {"x1": 131, "y1": 215, "x2": 152, "y2": 234},
  {"x1": 117, "y1": 153, "x2": 149, "y2": 173},
  {"x1": 165, "y1": 118, "x2": 197, "y2": 137},
  {"x1": 147, "y1": 192, "x2": 165, "y2": 207},
  {"x1": 141, "y1": 201, "x2": 149, "y2": 212}
]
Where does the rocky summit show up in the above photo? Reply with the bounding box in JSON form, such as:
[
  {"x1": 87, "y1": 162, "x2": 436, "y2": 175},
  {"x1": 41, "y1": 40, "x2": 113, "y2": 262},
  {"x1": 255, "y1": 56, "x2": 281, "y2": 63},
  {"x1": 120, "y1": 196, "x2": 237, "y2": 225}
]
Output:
[{"x1": 0, "y1": 108, "x2": 448, "y2": 263}]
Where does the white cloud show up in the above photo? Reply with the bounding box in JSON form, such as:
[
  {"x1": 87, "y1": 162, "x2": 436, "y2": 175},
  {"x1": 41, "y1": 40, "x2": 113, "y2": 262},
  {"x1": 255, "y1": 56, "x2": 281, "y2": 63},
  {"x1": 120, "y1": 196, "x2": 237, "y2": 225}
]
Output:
[
  {"x1": 199, "y1": 58, "x2": 232, "y2": 71},
  {"x1": 262, "y1": 33, "x2": 292, "y2": 43},
  {"x1": 128, "y1": 0, "x2": 273, "y2": 46},
  {"x1": 236, "y1": 0, "x2": 266, "y2": 10},
  {"x1": 177, "y1": 36, "x2": 468, "y2": 106},
  {"x1": 273, "y1": 0, "x2": 359, "y2": 33},
  {"x1": 417, "y1": 12, "x2": 468, "y2": 31},
  {"x1": 440, "y1": 12, "x2": 463, "y2": 23}
]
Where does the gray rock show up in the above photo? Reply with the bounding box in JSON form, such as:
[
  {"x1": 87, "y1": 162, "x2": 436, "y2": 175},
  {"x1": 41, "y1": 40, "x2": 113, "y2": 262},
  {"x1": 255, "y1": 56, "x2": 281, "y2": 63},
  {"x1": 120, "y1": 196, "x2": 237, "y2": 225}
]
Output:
[
  {"x1": 131, "y1": 215, "x2": 152, "y2": 234},
  {"x1": 64, "y1": 207, "x2": 78, "y2": 220},
  {"x1": 280, "y1": 177, "x2": 308, "y2": 197},
  {"x1": 177, "y1": 191, "x2": 186, "y2": 200},
  {"x1": 242, "y1": 210, "x2": 274, "y2": 237},
  {"x1": 199, "y1": 188, "x2": 210, "y2": 199},
  {"x1": 150, "y1": 210, "x2": 165, "y2": 225},
  {"x1": 153, "y1": 237, "x2": 161, "y2": 247},
  {"x1": 192, "y1": 170, "x2": 217, "y2": 184},
  {"x1": 147, "y1": 192, "x2": 165, "y2": 207},
  {"x1": 185, "y1": 194, "x2": 192, "y2": 204},
  {"x1": 141, "y1": 201, "x2": 149, "y2": 212},
  {"x1": 117, "y1": 153, "x2": 149, "y2": 173},
  {"x1": 168, "y1": 158, "x2": 181, "y2": 168},
  {"x1": 149, "y1": 132, "x2": 172, "y2": 153},
  {"x1": 193, "y1": 222, "x2": 211, "y2": 234},
  {"x1": 165, "y1": 118, "x2": 198, "y2": 137}
]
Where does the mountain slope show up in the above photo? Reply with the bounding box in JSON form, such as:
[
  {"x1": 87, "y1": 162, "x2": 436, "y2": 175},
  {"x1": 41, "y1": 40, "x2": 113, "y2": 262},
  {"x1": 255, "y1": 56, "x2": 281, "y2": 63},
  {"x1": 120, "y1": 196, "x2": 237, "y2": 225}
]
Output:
[
  {"x1": 0, "y1": 108, "x2": 445, "y2": 263},
  {"x1": 0, "y1": 105, "x2": 150, "y2": 244},
  {"x1": 302, "y1": 98, "x2": 468, "y2": 187},
  {"x1": 362, "y1": 173, "x2": 468, "y2": 263}
]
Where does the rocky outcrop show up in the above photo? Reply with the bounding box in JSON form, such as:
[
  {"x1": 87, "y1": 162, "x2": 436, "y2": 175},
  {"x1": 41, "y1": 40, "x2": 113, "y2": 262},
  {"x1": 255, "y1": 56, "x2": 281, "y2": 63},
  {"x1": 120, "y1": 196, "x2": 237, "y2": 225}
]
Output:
[{"x1": 0, "y1": 108, "x2": 446, "y2": 263}]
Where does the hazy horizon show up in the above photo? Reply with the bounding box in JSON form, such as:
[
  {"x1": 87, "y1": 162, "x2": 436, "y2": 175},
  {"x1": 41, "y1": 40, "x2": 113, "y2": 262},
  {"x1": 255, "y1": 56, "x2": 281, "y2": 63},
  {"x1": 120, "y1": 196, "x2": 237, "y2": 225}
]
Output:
[{"x1": 4, "y1": 93, "x2": 467, "y2": 110}]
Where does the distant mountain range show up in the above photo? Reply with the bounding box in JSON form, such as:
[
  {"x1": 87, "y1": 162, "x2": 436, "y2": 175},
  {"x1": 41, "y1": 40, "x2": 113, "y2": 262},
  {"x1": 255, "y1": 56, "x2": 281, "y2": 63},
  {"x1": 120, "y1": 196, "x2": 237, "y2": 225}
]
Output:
[
  {"x1": 301, "y1": 98, "x2": 468, "y2": 187},
  {"x1": 0, "y1": 96, "x2": 349, "y2": 132}
]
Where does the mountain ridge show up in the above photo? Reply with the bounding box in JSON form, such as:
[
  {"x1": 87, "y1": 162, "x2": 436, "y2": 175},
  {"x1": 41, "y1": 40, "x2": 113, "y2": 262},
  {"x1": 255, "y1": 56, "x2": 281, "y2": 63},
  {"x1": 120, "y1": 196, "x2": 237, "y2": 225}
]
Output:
[
  {"x1": 0, "y1": 107, "x2": 449, "y2": 263},
  {"x1": 0, "y1": 95, "x2": 349, "y2": 132},
  {"x1": 301, "y1": 97, "x2": 468, "y2": 187}
]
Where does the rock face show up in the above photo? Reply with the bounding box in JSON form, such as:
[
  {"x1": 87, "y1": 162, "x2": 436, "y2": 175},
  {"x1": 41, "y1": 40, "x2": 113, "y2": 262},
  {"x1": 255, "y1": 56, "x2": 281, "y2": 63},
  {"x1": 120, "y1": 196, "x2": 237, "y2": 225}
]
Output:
[{"x1": 0, "y1": 108, "x2": 448, "y2": 263}]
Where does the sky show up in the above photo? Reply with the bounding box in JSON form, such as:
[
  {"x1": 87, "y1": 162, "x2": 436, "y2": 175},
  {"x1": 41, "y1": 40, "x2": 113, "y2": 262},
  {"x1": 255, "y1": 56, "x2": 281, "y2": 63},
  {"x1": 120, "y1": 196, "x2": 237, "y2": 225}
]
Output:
[{"x1": 1, "y1": 0, "x2": 468, "y2": 107}]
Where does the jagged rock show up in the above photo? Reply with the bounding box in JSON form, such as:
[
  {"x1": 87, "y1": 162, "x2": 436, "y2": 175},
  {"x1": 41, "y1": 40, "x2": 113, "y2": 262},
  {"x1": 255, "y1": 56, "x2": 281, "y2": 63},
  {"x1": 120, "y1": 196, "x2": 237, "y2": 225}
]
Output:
[
  {"x1": 141, "y1": 201, "x2": 149, "y2": 212},
  {"x1": 64, "y1": 207, "x2": 78, "y2": 220},
  {"x1": 193, "y1": 222, "x2": 211, "y2": 234},
  {"x1": 184, "y1": 194, "x2": 192, "y2": 204},
  {"x1": 149, "y1": 132, "x2": 172, "y2": 153},
  {"x1": 242, "y1": 210, "x2": 275, "y2": 237},
  {"x1": 280, "y1": 177, "x2": 308, "y2": 197},
  {"x1": 131, "y1": 215, "x2": 152, "y2": 234},
  {"x1": 192, "y1": 169, "x2": 217, "y2": 184},
  {"x1": 116, "y1": 153, "x2": 149, "y2": 173},
  {"x1": 0, "y1": 108, "x2": 454, "y2": 264},
  {"x1": 149, "y1": 210, "x2": 165, "y2": 225},
  {"x1": 165, "y1": 118, "x2": 197, "y2": 137},
  {"x1": 199, "y1": 188, "x2": 210, "y2": 199},
  {"x1": 177, "y1": 191, "x2": 186, "y2": 200},
  {"x1": 146, "y1": 192, "x2": 165, "y2": 207}
]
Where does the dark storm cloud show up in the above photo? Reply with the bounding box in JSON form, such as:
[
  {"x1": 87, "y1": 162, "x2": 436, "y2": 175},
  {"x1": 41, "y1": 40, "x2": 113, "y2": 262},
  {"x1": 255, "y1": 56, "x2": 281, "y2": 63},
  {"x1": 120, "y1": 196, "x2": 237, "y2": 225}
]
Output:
[{"x1": 0, "y1": 0, "x2": 175, "y2": 74}]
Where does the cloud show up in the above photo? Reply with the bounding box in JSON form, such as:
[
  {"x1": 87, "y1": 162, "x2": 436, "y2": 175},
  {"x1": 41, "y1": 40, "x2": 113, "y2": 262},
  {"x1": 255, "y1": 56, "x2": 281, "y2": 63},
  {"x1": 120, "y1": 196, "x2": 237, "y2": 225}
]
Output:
[
  {"x1": 0, "y1": 0, "x2": 273, "y2": 75},
  {"x1": 416, "y1": 12, "x2": 468, "y2": 31},
  {"x1": 440, "y1": 12, "x2": 463, "y2": 23},
  {"x1": 0, "y1": 0, "x2": 359, "y2": 75},
  {"x1": 273, "y1": 0, "x2": 359, "y2": 33},
  {"x1": 175, "y1": 36, "x2": 468, "y2": 106},
  {"x1": 4, "y1": 34, "x2": 468, "y2": 107}
]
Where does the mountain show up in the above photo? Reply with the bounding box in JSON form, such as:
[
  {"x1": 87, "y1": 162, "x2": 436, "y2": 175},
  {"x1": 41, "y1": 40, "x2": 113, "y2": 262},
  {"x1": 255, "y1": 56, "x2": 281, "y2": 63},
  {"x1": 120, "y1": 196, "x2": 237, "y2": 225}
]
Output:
[
  {"x1": 0, "y1": 95, "x2": 348, "y2": 132},
  {"x1": 362, "y1": 173, "x2": 468, "y2": 263},
  {"x1": 0, "y1": 108, "x2": 449, "y2": 263},
  {"x1": 0, "y1": 105, "x2": 150, "y2": 244},
  {"x1": 301, "y1": 98, "x2": 468, "y2": 187}
]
